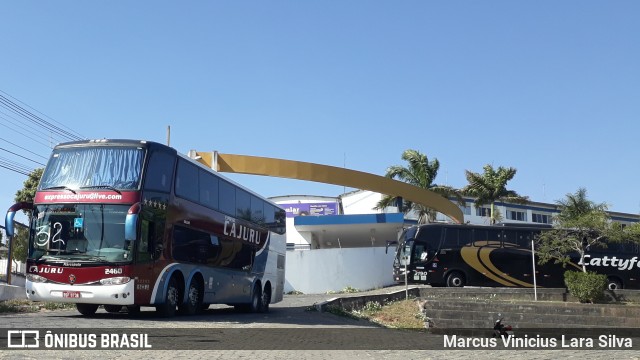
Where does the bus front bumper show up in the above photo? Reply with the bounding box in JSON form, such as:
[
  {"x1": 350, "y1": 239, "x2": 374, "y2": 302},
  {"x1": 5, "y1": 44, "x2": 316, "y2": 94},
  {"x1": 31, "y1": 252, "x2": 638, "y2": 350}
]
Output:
[{"x1": 25, "y1": 280, "x2": 135, "y2": 305}]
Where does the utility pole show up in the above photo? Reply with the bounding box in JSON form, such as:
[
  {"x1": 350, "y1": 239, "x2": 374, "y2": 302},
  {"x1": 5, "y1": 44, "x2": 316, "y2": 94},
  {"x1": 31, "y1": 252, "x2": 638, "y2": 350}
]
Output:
[{"x1": 167, "y1": 125, "x2": 171, "y2": 146}]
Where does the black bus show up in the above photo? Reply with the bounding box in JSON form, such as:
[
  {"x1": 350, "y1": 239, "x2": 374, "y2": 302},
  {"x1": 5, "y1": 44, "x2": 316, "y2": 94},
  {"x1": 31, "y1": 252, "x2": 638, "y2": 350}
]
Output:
[{"x1": 392, "y1": 223, "x2": 640, "y2": 290}]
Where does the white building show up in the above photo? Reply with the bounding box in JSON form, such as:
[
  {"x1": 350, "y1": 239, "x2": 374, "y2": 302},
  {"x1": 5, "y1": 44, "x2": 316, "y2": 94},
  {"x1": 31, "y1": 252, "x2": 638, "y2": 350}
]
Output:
[{"x1": 271, "y1": 190, "x2": 640, "y2": 294}]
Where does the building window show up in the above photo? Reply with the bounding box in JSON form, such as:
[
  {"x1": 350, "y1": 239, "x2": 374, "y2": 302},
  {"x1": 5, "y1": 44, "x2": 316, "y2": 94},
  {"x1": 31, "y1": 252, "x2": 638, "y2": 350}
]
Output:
[
  {"x1": 506, "y1": 209, "x2": 526, "y2": 222},
  {"x1": 475, "y1": 207, "x2": 491, "y2": 217},
  {"x1": 459, "y1": 205, "x2": 471, "y2": 215},
  {"x1": 532, "y1": 213, "x2": 552, "y2": 224}
]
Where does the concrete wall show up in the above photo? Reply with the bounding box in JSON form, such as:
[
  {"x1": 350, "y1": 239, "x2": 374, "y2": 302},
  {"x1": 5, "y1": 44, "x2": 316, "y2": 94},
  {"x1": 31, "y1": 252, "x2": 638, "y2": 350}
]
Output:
[{"x1": 284, "y1": 247, "x2": 396, "y2": 294}]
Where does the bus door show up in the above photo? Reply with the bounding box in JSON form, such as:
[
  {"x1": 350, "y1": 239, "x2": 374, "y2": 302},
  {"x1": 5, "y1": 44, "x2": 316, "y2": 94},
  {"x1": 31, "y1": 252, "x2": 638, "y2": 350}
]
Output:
[
  {"x1": 134, "y1": 148, "x2": 175, "y2": 304},
  {"x1": 410, "y1": 227, "x2": 443, "y2": 283},
  {"x1": 132, "y1": 206, "x2": 166, "y2": 304}
]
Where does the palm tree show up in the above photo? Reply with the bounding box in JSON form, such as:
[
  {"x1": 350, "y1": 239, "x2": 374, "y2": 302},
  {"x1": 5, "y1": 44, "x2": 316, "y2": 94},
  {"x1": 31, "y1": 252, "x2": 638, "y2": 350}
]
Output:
[
  {"x1": 555, "y1": 187, "x2": 607, "y2": 223},
  {"x1": 375, "y1": 149, "x2": 464, "y2": 223},
  {"x1": 463, "y1": 164, "x2": 528, "y2": 224}
]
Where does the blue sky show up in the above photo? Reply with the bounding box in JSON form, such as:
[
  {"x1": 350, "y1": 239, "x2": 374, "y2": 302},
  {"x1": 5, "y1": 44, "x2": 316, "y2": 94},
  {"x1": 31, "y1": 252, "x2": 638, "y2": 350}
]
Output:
[{"x1": 1, "y1": 1, "x2": 639, "y2": 223}]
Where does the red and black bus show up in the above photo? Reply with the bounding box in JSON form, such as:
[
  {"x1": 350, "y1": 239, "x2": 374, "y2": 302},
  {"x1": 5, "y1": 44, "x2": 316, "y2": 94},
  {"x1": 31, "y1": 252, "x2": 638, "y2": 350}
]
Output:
[{"x1": 5, "y1": 139, "x2": 286, "y2": 316}]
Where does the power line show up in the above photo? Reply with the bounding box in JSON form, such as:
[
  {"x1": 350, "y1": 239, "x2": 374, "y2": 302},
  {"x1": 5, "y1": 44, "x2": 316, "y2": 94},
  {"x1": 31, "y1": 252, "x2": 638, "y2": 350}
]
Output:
[
  {"x1": 0, "y1": 89, "x2": 85, "y2": 140},
  {"x1": 0, "y1": 147, "x2": 46, "y2": 166},
  {"x1": 0, "y1": 163, "x2": 30, "y2": 176},
  {"x1": 0, "y1": 94, "x2": 83, "y2": 141},
  {"x1": 0, "y1": 137, "x2": 48, "y2": 160}
]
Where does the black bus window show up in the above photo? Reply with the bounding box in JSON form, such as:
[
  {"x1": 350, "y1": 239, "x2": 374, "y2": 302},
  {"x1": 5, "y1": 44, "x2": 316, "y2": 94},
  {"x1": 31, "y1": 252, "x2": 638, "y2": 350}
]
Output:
[
  {"x1": 413, "y1": 243, "x2": 427, "y2": 262},
  {"x1": 487, "y1": 229, "x2": 501, "y2": 247},
  {"x1": 199, "y1": 170, "x2": 219, "y2": 210},
  {"x1": 144, "y1": 151, "x2": 175, "y2": 192},
  {"x1": 175, "y1": 159, "x2": 199, "y2": 202},
  {"x1": 219, "y1": 180, "x2": 236, "y2": 216},
  {"x1": 250, "y1": 195, "x2": 264, "y2": 224},
  {"x1": 236, "y1": 189, "x2": 251, "y2": 220},
  {"x1": 442, "y1": 229, "x2": 458, "y2": 248},
  {"x1": 459, "y1": 229, "x2": 473, "y2": 246},
  {"x1": 502, "y1": 230, "x2": 517, "y2": 247}
]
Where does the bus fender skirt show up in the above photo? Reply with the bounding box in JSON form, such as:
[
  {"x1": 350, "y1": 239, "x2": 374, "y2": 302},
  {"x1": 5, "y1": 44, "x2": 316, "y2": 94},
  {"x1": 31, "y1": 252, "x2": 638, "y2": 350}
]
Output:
[{"x1": 150, "y1": 263, "x2": 180, "y2": 305}]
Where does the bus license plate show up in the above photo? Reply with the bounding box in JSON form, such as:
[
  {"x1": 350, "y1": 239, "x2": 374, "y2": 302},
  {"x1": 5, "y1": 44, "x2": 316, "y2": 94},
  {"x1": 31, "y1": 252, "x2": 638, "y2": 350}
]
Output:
[{"x1": 62, "y1": 291, "x2": 81, "y2": 298}]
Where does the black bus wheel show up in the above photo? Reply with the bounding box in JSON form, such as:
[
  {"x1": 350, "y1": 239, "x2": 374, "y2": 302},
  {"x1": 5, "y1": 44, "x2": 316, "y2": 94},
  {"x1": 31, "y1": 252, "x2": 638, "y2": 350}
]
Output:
[
  {"x1": 179, "y1": 279, "x2": 203, "y2": 315},
  {"x1": 76, "y1": 303, "x2": 99, "y2": 316},
  {"x1": 446, "y1": 272, "x2": 466, "y2": 288},
  {"x1": 260, "y1": 285, "x2": 271, "y2": 313},
  {"x1": 250, "y1": 284, "x2": 262, "y2": 313},
  {"x1": 103, "y1": 305, "x2": 123, "y2": 313},
  {"x1": 156, "y1": 277, "x2": 180, "y2": 317},
  {"x1": 607, "y1": 277, "x2": 622, "y2": 290}
]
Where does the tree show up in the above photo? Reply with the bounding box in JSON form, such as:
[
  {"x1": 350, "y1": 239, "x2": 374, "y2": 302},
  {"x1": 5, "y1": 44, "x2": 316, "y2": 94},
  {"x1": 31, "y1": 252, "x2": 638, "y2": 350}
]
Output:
[
  {"x1": 375, "y1": 149, "x2": 464, "y2": 223},
  {"x1": 536, "y1": 188, "x2": 640, "y2": 273},
  {"x1": 463, "y1": 164, "x2": 528, "y2": 224},
  {"x1": 14, "y1": 168, "x2": 43, "y2": 209},
  {"x1": 10, "y1": 168, "x2": 44, "y2": 264}
]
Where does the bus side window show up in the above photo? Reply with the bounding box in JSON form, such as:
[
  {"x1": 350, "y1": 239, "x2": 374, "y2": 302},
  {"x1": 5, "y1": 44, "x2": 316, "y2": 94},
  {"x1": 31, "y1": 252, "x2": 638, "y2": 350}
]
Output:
[
  {"x1": 459, "y1": 229, "x2": 472, "y2": 246},
  {"x1": 137, "y1": 219, "x2": 153, "y2": 263},
  {"x1": 442, "y1": 229, "x2": 458, "y2": 248}
]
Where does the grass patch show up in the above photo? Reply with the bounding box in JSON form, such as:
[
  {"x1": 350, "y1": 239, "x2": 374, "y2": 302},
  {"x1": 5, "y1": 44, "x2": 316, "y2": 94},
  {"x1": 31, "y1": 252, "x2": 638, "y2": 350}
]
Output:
[
  {"x1": 0, "y1": 300, "x2": 76, "y2": 313},
  {"x1": 325, "y1": 299, "x2": 426, "y2": 330},
  {"x1": 357, "y1": 300, "x2": 425, "y2": 329}
]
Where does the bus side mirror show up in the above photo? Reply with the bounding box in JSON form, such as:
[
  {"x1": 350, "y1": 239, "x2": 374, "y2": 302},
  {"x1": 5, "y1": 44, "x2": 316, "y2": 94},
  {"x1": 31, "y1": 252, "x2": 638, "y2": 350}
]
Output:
[
  {"x1": 5, "y1": 202, "x2": 33, "y2": 237},
  {"x1": 386, "y1": 240, "x2": 398, "y2": 254},
  {"x1": 125, "y1": 202, "x2": 141, "y2": 241}
]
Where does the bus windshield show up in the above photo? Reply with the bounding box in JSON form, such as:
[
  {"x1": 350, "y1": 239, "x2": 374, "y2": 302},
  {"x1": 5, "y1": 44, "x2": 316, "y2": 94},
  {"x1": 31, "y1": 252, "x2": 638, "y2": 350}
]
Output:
[
  {"x1": 39, "y1": 146, "x2": 144, "y2": 191},
  {"x1": 30, "y1": 204, "x2": 132, "y2": 263}
]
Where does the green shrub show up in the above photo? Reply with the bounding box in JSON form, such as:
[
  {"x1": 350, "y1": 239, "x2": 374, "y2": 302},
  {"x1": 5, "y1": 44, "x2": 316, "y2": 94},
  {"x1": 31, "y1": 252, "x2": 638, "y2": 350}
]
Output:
[{"x1": 564, "y1": 270, "x2": 607, "y2": 303}]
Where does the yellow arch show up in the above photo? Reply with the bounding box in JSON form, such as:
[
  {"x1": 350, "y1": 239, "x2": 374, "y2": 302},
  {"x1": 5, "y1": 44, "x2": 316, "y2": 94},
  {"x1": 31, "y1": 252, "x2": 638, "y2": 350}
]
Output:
[{"x1": 190, "y1": 151, "x2": 464, "y2": 224}]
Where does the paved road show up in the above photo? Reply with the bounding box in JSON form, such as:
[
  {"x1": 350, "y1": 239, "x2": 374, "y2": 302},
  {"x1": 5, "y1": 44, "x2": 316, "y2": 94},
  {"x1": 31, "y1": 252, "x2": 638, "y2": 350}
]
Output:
[{"x1": 0, "y1": 286, "x2": 638, "y2": 359}]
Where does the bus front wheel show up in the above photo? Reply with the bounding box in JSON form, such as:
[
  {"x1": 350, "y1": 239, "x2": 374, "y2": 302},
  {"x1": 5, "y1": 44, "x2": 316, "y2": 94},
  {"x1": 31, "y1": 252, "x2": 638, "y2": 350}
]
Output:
[
  {"x1": 446, "y1": 272, "x2": 466, "y2": 288},
  {"x1": 607, "y1": 277, "x2": 623, "y2": 290},
  {"x1": 104, "y1": 305, "x2": 123, "y2": 313},
  {"x1": 76, "y1": 303, "x2": 99, "y2": 316},
  {"x1": 156, "y1": 276, "x2": 180, "y2": 317}
]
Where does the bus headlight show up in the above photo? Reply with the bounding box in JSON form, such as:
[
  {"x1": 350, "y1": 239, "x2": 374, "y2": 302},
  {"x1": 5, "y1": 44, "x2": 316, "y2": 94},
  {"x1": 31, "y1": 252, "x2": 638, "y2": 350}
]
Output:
[
  {"x1": 100, "y1": 277, "x2": 131, "y2": 285},
  {"x1": 27, "y1": 274, "x2": 48, "y2": 283}
]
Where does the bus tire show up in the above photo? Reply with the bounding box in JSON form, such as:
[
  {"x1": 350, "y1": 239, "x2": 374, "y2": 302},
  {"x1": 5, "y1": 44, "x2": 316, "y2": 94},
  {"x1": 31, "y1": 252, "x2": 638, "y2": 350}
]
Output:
[
  {"x1": 446, "y1": 271, "x2": 466, "y2": 288},
  {"x1": 156, "y1": 276, "x2": 180, "y2": 317},
  {"x1": 103, "y1": 305, "x2": 123, "y2": 313},
  {"x1": 126, "y1": 305, "x2": 141, "y2": 316},
  {"x1": 607, "y1": 277, "x2": 623, "y2": 290},
  {"x1": 76, "y1": 303, "x2": 99, "y2": 316},
  {"x1": 250, "y1": 284, "x2": 262, "y2": 313},
  {"x1": 179, "y1": 278, "x2": 203, "y2": 315},
  {"x1": 260, "y1": 284, "x2": 271, "y2": 313}
]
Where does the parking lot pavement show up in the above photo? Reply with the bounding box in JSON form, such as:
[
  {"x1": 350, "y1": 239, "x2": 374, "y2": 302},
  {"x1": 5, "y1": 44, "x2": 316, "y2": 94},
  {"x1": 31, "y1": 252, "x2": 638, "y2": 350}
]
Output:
[{"x1": 0, "y1": 286, "x2": 639, "y2": 359}]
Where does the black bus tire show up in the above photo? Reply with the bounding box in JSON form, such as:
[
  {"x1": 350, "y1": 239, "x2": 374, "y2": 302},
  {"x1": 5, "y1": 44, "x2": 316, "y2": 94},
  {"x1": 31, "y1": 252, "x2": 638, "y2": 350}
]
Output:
[
  {"x1": 179, "y1": 278, "x2": 203, "y2": 315},
  {"x1": 76, "y1": 303, "x2": 99, "y2": 316},
  {"x1": 250, "y1": 284, "x2": 262, "y2": 313},
  {"x1": 607, "y1": 277, "x2": 623, "y2": 290},
  {"x1": 103, "y1": 305, "x2": 123, "y2": 313},
  {"x1": 260, "y1": 284, "x2": 271, "y2": 313},
  {"x1": 446, "y1": 272, "x2": 466, "y2": 288},
  {"x1": 156, "y1": 276, "x2": 180, "y2": 317}
]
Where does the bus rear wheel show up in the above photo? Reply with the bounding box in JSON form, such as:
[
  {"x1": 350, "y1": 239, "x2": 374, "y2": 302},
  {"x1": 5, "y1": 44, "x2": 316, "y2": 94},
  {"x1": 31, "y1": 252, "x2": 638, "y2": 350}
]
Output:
[
  {"x1": 446, "y1": 272, "x2": 466, "y2": 288},
  {"x1": 260, "y1": 285, "x2": 271, "y2": 313},
  {"x1": 179, "y1": 279, "x2": 203, "y2": 315},
  {"x1": 76, "y1": 303, "x2": 99, "y2": 316}
]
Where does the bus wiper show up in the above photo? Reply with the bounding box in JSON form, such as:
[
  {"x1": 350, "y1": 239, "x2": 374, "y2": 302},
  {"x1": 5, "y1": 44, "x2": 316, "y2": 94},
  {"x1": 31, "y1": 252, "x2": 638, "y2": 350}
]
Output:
[
  {"x1": 79, "y1": 185, "x2": 122, "y2": 194},
  {"x1": 41, "y1": 186, "x2": 76, "y2": 194}
]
